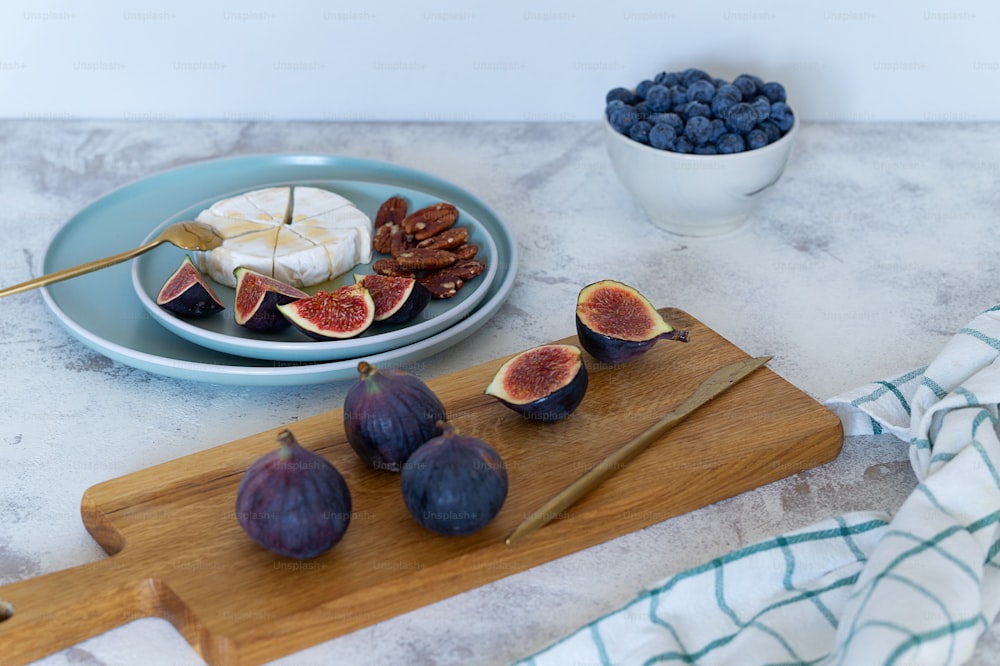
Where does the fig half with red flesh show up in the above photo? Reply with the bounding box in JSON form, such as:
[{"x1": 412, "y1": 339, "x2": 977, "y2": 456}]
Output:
[
  {"x1": 233, "y1": 266, "x2": 308, "y2": 331},
  {"x1": 355, "y1": 273, "x2": 431, "y2": 325},
  {"x1": 276, "y1": 282, "x2": 375, "y2": 340},
  {"x1": 156, "y1": 255, "x2": 225, "y2": 318},
  {"x1": 575, "y1": 280, "x2": 688, "y2": 364},
  {"x1": 484, "y1": 343, "x2": 588, "y2": 422}
]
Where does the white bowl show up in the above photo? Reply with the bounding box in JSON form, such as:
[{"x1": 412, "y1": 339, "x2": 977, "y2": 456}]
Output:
[{"x1": 604, "y1": 113, "x2": 799, "y2": 236}]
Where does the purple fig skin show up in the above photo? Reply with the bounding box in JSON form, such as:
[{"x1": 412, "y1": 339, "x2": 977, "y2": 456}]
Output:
[
  {"x1": 156, "y1": 256, "x2": 224, "y2": 318},
  {"x1": 380, "y1": 281, "x2": 431, "y2": 325},
  {"x1": 240, "y1": 289, "x2": 304, "y2": 332},
  {"x1": 485, "y1": 345, "x2": 589, "y2": 422},
  {"x1": 400, "y1": 422, "x2": 508, "y2": 536},
  {"x1": 235, "y1": 430, "x2": 351, "y2": 559},
  {"x1": 576, "y1": 317, "x2": 688, "y2": 365},
  {"x1": 343, "y1": 361, "x2": 447, "y2": 472}
]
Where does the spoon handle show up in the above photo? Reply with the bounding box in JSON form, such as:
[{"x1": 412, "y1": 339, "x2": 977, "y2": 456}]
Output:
[
  {"x1": 505, "y1": 355, "x2": 772, "y2": 546},
  {"x1": 0, "y1": 240, "x2": 162, "y2": 298}
]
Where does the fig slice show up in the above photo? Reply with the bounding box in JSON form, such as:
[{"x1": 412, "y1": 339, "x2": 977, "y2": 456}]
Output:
[
  {"x1": 575, "y1": 280, "x2": 688, "y2": 365},
  {"x1": 484, "y1": 343, "x2": 588, "y2": 422},
  {"x1": 156, "y1": 255, "x2": 224, "y2": 318},
  {"x1": 276, "y1": 282, "x2": 375, "y2": 340},
  {"x1": 233, "y1": 266, "x2": 309, "y2": 331},
  {"x1": 354, "y1": 273, "x2": 431, "y2": 325}
]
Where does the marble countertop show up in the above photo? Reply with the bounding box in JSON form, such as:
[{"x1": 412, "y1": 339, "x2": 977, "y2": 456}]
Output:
[{"x1": 2, "y1": 119, "x2": 999, "y2": 665}]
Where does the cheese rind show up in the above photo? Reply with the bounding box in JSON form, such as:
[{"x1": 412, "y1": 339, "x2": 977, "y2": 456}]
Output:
[{"x1": 192, "y1": 187, "x2": 373, "y2": 288}]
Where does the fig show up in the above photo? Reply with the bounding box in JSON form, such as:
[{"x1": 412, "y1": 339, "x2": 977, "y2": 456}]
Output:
[
  {"x1": 233, "y1": 266, "x2": 309, "y2": 331},
  {"x1": 343, "y1": 361, "x2": 447, "y2": 471},
  {"x1": 355, "y1": 273, "x2": 431, "y2": 325},
  {"x1": 276, "y1": 282, "x2": 375, "y2": 340},
  {"x1": 156, "y1": 255, "x2": 224, "y2": 317},
  {"x1": 575, "y1": 280, "x2": 689, "y2": 364},
  {"x1": 400, "y1": 422, "x2": 508, "y2": 536},
  {"x1": 484, "y1": 344, "x2": 588, "y2": 422},
  {"x1": 235, "y1": 429, "x2": 352, "y2": 559}
]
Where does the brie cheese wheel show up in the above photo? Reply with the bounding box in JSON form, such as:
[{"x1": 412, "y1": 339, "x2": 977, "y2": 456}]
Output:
[{"x1": 192, "y1": 186, "x2": 373, "y2": 288}]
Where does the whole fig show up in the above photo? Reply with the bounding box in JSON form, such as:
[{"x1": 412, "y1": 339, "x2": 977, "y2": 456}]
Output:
[
  {"x1": 401, "y1": 422, "x2": 508, "y2": 536},
  {"x1": 235, "y1": 429, "x2": 352, "y2": 559},
  {"x1": 343, "y1": 361, "x2": 447, "y2": 471}
]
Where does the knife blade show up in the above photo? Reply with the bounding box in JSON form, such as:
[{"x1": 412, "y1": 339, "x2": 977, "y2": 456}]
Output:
[{"x1": 505, "y1": 355, "x2": 772, "y2": 546}]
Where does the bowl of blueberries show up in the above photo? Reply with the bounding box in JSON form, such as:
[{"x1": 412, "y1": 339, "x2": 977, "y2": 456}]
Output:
[{"x1": 604, "y1": 67, "x2": 798, "y2": 236}]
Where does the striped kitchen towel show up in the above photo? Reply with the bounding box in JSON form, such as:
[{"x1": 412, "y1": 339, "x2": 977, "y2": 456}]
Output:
[{"x1": 517, "y1": 304, "x2": 1000, "y2": 665}]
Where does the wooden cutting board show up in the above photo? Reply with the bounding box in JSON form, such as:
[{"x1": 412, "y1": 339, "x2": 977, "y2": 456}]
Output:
[{"x1": 0, "y1": 308, "x2": 843, "y2": 666}]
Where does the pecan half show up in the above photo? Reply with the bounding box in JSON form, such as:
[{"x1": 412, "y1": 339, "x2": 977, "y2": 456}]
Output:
[
  {"x1": 443, "y1": 259, "x2": 486, "y2": 281},
  {"x1": 389, "y1": 226, "x2": 417, "y2": 258},
  {"x1": 372, "y1": 258, "x2": 416, "y2": 278},
  {"x1": 375, "y1": 195, "x2": 407, "y2": 229},
  {"x1": 451, "y1": 243, "x2": 479, "y2": 260},
  {"x1": 419, "y1": 273, "x2": 463, "y2": 299},
  {"x1": 402, "y1": 202, "x2": 459, "y2": 240},
  {"x1": 394, "y1": 248, "x2": 458, "y2": 271},
  {"x1": 416, "y1": 225, "x2": 469, "y2": 251},
  {"x1": 372, "y1": 222, "x2": 398, "y2": 254}
]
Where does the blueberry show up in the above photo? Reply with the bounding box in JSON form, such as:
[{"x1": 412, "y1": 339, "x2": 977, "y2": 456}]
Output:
[
  {"x1": 636, "y1": 79, "x2": 655, "y2": 99},
  {"x1": 770, "y1": 101, "x2": 795, "y2": 131},
  {"x1": 674, "y1": 136, "x2": 694, "y2": 153},
  {"x1": 709, "y1": 118, "x2": 727, "y2": 143},
  {"x1": 758, "y1": 120, "x2": 783, "y2": 143},
  {"x1": 760, "y1": 81, "x2": 787, "y2": 103},
  {"x1": 654, "y1": 71, "x2": 681, "y2": 87},
  {"x1": 634, "y1": 101, "x2": 650, "y2": 119},
  {"x1": 683, "y1": 115, "x2": 713, "y2": 145},
  {"x1": 716, "y1": 133, "x2": 746, "y2": 154},
  {"x1": 732, "y1": 74, "x2": 762, "y2": 98},
  {"x1": 670, "y1": 85, "x2": 690, "y2": 107},
  {"x1": 606, "y1": 87, "x2": 637, "y2": 105},
  {"x1": 607, "y1": 104, "x2": 640, "y2": 133},
  {"x1": 751, "y1": 95, "x2": 771, "y2": 122},
  {"x1": 681, "y1": 68, "x2": 712, "y2": 87},
  {"x1": 716, "y1": 83, "x2": 743, "y2": 101},
  {"x1": 746, "y1": 128, "x2": 769, "y2": 150},
  {"x1": 649, "y1": 111, "x2": 684, "y2": 133},
  {"x1": 687, "y1": 79, "x2": 716, "y2": 103},
  {"x1": 644, "y1": 84, "x2": 672, "y2": 113},
  {"x1": 628, "y1": 120, "x2": 653, "y2": 144},
  {"x1": 724, "y1": 102, "x2": 759, "y2": 134},
  {"x1": 649, "y1": 123, "x2": 678, "y2": 150},
  {"x1": 679, "y1": 100, "x2": 711, "y2": 120},
  {"x1": 694, "y1": 144, "x2": 718, "y2": 155},
  {"x1": 711, "y1": 93, "x2": 738, "y2": 117}
]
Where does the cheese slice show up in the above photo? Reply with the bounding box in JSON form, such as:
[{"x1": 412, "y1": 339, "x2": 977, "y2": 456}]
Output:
[{"x1": 192, "y1": 186, "x2": 373, "y2": 288}]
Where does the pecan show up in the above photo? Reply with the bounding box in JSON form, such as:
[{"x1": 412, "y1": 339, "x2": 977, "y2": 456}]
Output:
[
  {"x1": 389, "y1": 226, "x2": 417, "y2": 258},
  {"x1": 443, "y1": 259, "x2": 486, "y2": 281},
  {"x1": 419, "y1": 273, "x2": 463, "y2": 299},
  {"x1": 416, "y1": 225, "x2": 469, "y2": 250},
  {"x1": 375, "y1": 195, "x2": 407, "y2": 229},
  {"x1": 372, "y1": 258, "x2": 416, "y2": 278},
  {"x1": 451, "y1": 243, "x2": 479, "y2": 260},
  {"x1": 372, "y1": 222, "x2": 398, "y2": 254},
  {"x1": 394, "y1": 248, "x2": 457, "y2": 271},
  {"x1": 402, "y1": 202, "x2": 458, "y2": 240}
]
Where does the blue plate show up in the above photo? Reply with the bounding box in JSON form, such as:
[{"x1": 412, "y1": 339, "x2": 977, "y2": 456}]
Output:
[
  {"x1": 131, "y1": 180, "x2": 498, "y2": 362},
  {"x1": 40, "y1": 154, "x2": 517, "y2": 386}
]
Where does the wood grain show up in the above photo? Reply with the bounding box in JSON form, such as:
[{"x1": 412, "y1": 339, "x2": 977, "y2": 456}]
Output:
[{"x1": 0, "y1": 308, "x2": 843, "y2": 665}]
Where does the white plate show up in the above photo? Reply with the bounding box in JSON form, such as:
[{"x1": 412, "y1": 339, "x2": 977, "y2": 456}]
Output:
[
  {"x1": 132, "y1": 181, "x2": 498, "y2": 362},
  {"x1": 40, "y1": 154, "x2": 517, "y2": 386}
]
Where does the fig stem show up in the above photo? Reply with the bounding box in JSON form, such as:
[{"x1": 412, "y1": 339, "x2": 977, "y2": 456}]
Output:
[{"x1": 662, "y1": 329, "x2": 690, "y2": 342}]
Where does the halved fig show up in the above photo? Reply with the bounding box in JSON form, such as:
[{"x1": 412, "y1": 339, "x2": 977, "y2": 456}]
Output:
[
  {"x1": 234, "y1": 267, "x2": 309, "y2": 331},
  {"x1": 354, "y1": 273, "x2": 431, "y2": 325},
  {"x1": 575, "y1": 280, "x2": 688, "y2": 365},
  {"x1": 277, "y1": 282, "x2": 375, "y2": 340},
  {"x1": 484, "y1": 343, "x2": 588, "y2": 422},
  {"x1": 156, "y1": 255, "x2": 224, "y2": 318}
]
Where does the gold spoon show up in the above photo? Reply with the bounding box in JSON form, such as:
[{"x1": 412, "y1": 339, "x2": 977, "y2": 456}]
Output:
[{"x1": 0, "y1": 221, "x2": 224, "y2": 298}]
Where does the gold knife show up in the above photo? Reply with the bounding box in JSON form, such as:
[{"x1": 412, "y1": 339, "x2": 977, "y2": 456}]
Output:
[{"x1": 505, "y1": 355, "x2": 772, "y2": 546}]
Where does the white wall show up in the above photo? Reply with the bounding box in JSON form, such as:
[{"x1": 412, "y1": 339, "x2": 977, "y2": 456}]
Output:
[{"x1": 1, "y1": 0, "x2": 996, "y2": 122}]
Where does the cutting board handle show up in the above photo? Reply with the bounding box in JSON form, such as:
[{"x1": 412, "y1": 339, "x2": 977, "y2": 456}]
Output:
[{"x1": 0, "y1": 557, "x2": 160, "y2": 665}]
